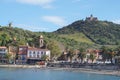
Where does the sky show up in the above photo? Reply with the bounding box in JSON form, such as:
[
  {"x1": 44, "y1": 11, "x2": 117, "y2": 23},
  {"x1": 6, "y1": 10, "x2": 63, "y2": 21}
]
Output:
[{"x1": 0, "y1": 0, "x2": 120, "y2": 32}]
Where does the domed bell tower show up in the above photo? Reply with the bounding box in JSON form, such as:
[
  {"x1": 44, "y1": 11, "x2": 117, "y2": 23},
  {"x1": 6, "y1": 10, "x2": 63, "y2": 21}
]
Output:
[{"x1": 39, "y1": 35, "x2": 44, "y2": 48}]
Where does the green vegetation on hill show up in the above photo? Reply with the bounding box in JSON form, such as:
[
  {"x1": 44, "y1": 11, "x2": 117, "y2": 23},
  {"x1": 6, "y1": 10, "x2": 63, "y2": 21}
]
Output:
[
  {"x1": 41, "y1": 32, "x2": 93, "y2": 49},
  {"x1": 58, "y1": 33, "x2": 94, "y2": 44},
  {"x1": 55, "y1": 20, "x2": 120, "y2": 45},
  {"x1": 0, "y1": 19, "x2": 120, "y2": 56},
  {"x1": 0, "y1": 27, "x2": 37, "y2": 46},
  {"x1": 0, "y1": 27, "x2": 63, "y2": 58}
]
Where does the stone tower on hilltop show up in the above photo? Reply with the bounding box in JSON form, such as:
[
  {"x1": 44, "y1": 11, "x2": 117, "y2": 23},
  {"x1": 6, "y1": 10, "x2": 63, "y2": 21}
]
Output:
[
  {"x1": 85, "y1": 14, "x2": 98, "y2": 21},
  {"x1": 8, "y1": 22, "x2": 12, "y2": 27},
  {"x1": 39, "y1": 35, "x2": 44, "y2": 48}
]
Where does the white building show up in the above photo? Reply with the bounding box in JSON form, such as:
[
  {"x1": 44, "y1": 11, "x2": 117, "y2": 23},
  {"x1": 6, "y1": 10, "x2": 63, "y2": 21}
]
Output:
[
  {"x1": 0, "y1": 47, "x2": 7, "y2": 63},
  {"x1": 0, "y1": 46, "x2": 7, "y2": 57},
  {"x1": 27, "y1": 47, "x2": 50, "y2": 60},
  {"x1": 26, "y1": 35, "x2": 51, "y2": 64}
]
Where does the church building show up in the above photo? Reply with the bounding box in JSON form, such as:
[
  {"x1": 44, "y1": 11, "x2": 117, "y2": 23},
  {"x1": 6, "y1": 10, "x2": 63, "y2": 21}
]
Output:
[{"x1": 26, "y1": 35, "x2": 50, "y2": 64}]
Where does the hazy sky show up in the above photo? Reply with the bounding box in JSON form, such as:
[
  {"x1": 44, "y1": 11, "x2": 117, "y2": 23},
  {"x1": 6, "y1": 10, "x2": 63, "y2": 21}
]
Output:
[{"x1": 0, "y1": 0, "x2": 120, "y2": 32}]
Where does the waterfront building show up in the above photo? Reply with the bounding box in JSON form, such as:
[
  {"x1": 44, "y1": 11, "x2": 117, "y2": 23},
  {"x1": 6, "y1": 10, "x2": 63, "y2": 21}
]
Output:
[
  {"x1": 17, "y1": 46, "x2": 28, "y2": 64},
  {"x1": 85, "y1": 49, "x2": 100, "y2": 63},
  {"x1": 0, "y1": 35, "x2": 50, "y2": 64},
  {"x1": 0, "y1": 46, "x2": 7, "y2": 63},
  {"x1": 0, "y1": 46, "x2": 7, "y2": 56},
  {"x1": 19, "y1": 35, "x2": 50, "y2": 64},
  {"x1": 27, "y1": 47, "x2": 50, "y2": 64},
  {"x1": 8, "y1": 46, "x2": 18, "y2": 63}
]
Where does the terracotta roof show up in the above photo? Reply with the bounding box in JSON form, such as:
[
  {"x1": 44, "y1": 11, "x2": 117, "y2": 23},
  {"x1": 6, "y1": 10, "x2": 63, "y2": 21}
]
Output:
[
  {"x1": 87, "y1": 49, "x2": 100, "y2": 53},
  {"x1": 28, "y1": 48, "x2": 49, "y2": 51},
  {"x1": 18, "y1": 50, "x2": 27, "y2": 55},
  {"x1": 0, "y1": 46, "x2": 7, "y2": 49},
  {"x1": 18, "y1": 46, "x2": 28, "y2": 55},
  {"x1": 19, "y1": 45, "x2": 28, "y2": 48}
]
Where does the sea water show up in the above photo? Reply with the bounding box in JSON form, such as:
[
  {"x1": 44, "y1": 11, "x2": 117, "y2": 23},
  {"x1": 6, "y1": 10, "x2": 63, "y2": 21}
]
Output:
[{"x1": 0, "y1": 68, "x2": 119, "y2": 80}]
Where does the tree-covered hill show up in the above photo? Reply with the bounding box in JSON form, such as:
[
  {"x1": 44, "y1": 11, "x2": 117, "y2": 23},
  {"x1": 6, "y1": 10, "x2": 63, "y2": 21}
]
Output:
[
  {"x1": 55, "y1": 20, "x2": 120, "y2": 45},
  {"x1": 1, "y1": 19, "x2": 120, "y2": 53},
  {"x1": 0, "y1": 26, "x2": 37, "y2": 46},
  {"x1": 0, "y1": 26, "x2": 63, "y2": 58}
]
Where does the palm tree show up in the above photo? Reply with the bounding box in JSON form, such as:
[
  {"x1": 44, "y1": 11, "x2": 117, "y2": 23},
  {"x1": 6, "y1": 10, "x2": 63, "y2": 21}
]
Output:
[
  {"x1": 77, "y1": 48, "x2": 86, "y2": 63},
  {"x1": 101, "y1": 46, "x2": 116, "y2": 64},
  {"x1": 89, "y1": 53, "x2": 96, "y2": 63},
  {"x1": 100, "y1": 46, "x2": 109, "y2": 63},
  {"x1": 108, "y1": 49, "x2": 115, "y2": 64},
  {"x1": 58, "y1": 52, "x2": 67, "y2": 61},
  {"x1": 67, "y1": 49, "x2": 74, "y2": 62}
]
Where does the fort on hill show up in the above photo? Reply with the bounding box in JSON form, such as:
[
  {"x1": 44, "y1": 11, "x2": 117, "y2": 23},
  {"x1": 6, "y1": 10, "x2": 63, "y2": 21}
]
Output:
[{"x1": 85, "y1": 14, "x2": 98, "y2": 21}]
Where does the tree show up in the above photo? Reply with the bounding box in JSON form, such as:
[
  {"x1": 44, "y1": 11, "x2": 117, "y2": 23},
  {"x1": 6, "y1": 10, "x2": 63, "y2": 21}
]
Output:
[
  {"x1": 41, "y1": 55, "x2": 48, "y2": 61},
  {"x1": 4, "y1": 53, "x2": 12, "y2": 63},
  {"x1": 100, "y1": 46, "x2": 109, "y2": 63},
  {"x1": 116, "y1": 46, "x2": 120, "y2": 56},
  {"x1": 107, "y1": 48, "x2": 115, "y2": 63},
  {"x1": 67, "y1": 49, "x2": 74, "y2": 62},
  {"x1": 57, "y1": 52, "x2": 66, "y2": 61},
  {"x1": 115, "y1": 47, "x2": 120, "y2": 64},
  {"x1": 46, "y1": 40, "x2": 61, "y2": 60},
  {"x1": 0, "y1": 33, "x2": 10, "y2": 46},
  {"x1": 89, "y1": 53, "x2": 96, "y2": 63},
  {"x1": 100, "y1": 46, "x2": 116, "y2": 64},
  {"x1": 77, "y1": 48, "x2": 86, "y2": 63}
]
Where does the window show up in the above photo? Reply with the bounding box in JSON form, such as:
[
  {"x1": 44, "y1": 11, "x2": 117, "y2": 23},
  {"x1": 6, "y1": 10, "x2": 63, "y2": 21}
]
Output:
[
  {"x1": 29, "y1": 51, "x2": 32, "y2": 58},
  {"x1": 41, "y1": 51, "x2": 43, "y2": 55},
  {"x1": 44, "y1": 52, "x2": 46, "y2": 55},
  {"x1": 37, "y1": 52, "x2": 39, "y2": 54},
  {"x1": 33, "y1": 51, "x2": 36, "y2": 57},
  {"x1": 0, "y1": 49, "x2": 5, "y2": 52},
  {"x1": 3, "y1": 49, "x2": 5, "y2": 51},
  {"x1": 19, "y1": 48, "x2": 23, "y2": 51},
  {"x1": 37, "y1": 52, "x2": 40, "y2": 58},
  {"x1": 0, "y1": 49, "x2": 2, "y2": 51},
  {"x1": 29, "y1": 51, "x2": 31, "y2": 54}
]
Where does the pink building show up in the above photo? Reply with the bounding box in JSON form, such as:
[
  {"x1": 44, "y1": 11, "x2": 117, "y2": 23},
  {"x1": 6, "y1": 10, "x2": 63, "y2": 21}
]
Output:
[
  {"x1": 85, "y1": 49, "x2": 100, "y2": 63},
  {"x1": 18, "y1": 46, "x2": 28, "y2": 64}
]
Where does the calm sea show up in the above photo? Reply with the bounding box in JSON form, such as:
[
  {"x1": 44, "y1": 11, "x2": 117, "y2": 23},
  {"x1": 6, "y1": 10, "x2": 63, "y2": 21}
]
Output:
[{"x1": 0, "y1": 68, "x2": 119, "y2": 80}]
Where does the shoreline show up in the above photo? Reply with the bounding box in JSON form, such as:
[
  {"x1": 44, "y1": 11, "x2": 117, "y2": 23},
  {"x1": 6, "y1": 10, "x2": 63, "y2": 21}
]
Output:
[
  {"x1": 0, "y1": 64, "x2": 46, "y2": 68},
  {"x1": 0, "y1": 64, "x2": 120, "y2": 77},
  {"x1": 46, "y1": 67, "x2": 120, "y2": 77}
]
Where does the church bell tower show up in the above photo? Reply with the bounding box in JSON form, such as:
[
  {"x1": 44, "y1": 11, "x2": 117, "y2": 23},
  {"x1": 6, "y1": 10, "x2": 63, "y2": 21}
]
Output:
[{"x1": 39, "y1": 35, "x2": 44, "y2": 48}]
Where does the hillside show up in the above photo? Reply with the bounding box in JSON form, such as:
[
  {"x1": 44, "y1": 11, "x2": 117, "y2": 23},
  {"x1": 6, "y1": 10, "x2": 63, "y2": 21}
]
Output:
[
  {"x1": 0, "y1": 26, "x2": 95, "y2": 51},
  {"x1": 58, "y1": 33, "x2": 94, "y2": 44},
  {"x1": 1, "y1": 19, "x2": 120, "y2": 51},
  {"x1": 0, "y1": 26, "x2": 37, "y2": 47},
  {"x1": 55, "y1": 20, "x2": 120, "y2": 45}
]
